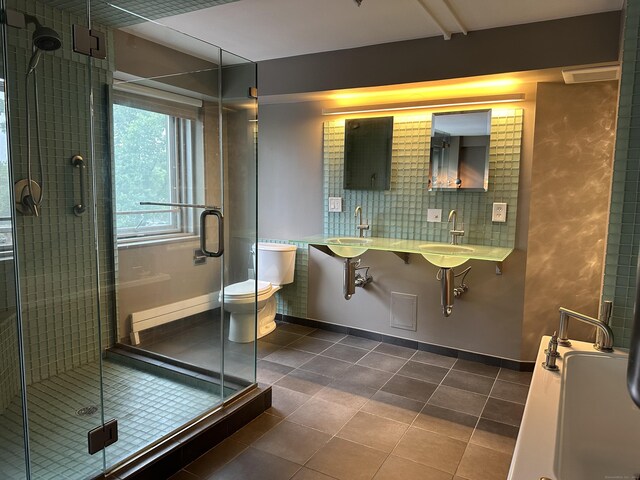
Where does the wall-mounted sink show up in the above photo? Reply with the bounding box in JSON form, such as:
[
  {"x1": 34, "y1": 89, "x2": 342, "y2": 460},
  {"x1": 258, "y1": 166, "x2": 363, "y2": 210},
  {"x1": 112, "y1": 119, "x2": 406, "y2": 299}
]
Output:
[
  {"x1": 326, "y1": 237, "x2": 372, "y2": 258},
  {"x1": 419, "y1": 243, "x2": 474, "y2": 268}
]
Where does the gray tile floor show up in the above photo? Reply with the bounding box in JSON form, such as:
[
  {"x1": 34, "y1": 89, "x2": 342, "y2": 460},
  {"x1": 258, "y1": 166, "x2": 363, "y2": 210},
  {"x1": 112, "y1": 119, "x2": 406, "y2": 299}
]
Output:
[{"x1": 172, "y1": 322, "x2": 532, "y2": 480}]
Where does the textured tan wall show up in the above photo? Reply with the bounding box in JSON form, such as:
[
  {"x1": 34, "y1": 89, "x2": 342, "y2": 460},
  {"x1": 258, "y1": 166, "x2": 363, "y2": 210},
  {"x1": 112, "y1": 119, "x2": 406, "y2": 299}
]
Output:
[{"x1": 522, "y1": 82, "x2": 618, "y2": 359}]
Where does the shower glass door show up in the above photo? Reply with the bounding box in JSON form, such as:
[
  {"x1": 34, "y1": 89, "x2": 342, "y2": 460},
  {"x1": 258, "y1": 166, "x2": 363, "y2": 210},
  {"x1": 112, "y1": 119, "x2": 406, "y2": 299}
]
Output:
[
  {"x1": 0, "y1": 23, "x2": 28, "y2": 479},
  {"x1": 92, "y1": 0, "x2": 258, "y2": 472},
  {"x1": 2, "y1": 0, "x2": 107, "y2": 478}
]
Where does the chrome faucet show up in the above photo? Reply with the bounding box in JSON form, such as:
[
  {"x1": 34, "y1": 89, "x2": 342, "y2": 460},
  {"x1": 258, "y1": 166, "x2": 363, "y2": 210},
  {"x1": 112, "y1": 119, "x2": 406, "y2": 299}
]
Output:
[
  {"x1": 355, "y1": 205, "x2": 370, "y2": 238},
  {"x1": 448, "y1": 209, "x2": 464, "y2": 245},
  {"x1": 557, "y1": 306, "x2": 614, "y2": 352}
]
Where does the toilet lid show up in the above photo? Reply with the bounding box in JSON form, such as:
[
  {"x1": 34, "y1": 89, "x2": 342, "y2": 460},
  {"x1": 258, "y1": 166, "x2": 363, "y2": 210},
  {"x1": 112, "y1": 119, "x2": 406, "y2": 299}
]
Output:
[{"x1": 224, "y1": 279, "x2": 272, "y2": 299}]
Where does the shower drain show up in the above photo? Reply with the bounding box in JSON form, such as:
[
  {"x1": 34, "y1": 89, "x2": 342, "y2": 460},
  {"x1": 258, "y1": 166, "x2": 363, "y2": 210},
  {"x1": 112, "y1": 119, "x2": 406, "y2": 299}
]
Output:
[{"x1": 76, "y1": 405, "x2": 99, "y2": 417}]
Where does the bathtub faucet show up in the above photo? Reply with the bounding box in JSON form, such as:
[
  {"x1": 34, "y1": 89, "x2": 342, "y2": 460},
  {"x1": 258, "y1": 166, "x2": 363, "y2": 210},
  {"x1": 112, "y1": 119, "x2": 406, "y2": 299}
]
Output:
[{"x1": 557, "y1": 306, "x2": 614, "y2": 352}]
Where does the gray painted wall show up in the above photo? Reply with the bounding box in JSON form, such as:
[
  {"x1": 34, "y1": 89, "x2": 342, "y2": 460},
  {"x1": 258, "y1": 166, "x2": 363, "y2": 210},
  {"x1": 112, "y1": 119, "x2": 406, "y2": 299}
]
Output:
[
  {"x1": 258, "y1": 12, "x2": 621, "y2": 96},
  {"x1": 258, "y1": 102, "x2": 324, "y2": 238},
  {"x1": 257, "y1": 12, "x2": 621, "y2": 362}
]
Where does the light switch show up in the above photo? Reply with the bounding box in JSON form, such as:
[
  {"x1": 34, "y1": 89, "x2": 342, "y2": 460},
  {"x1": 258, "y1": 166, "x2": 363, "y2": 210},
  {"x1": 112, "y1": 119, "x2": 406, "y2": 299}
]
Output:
[
  {"x1": 492, "y1": 202, "x2": 507, "y2": 222},
  {"x1": 329, "y1": 197, "x2": 342, "y2": 212},
  {"x1": 427, "y1": 209, "x2": 442, "y2": 222}
]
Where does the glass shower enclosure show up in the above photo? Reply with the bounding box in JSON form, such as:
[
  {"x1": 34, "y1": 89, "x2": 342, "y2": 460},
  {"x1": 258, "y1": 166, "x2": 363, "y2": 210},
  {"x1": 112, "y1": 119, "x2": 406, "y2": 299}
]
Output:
[{"x1": 0, "y1": 0, "x2": 258, "y2": 478}]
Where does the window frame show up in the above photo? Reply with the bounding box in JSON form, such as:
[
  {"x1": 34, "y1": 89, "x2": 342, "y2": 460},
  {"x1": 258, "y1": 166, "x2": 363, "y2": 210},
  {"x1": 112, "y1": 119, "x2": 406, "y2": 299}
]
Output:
[{"x1": 112, "y1": 87, "x2": 202, "y2": 245}]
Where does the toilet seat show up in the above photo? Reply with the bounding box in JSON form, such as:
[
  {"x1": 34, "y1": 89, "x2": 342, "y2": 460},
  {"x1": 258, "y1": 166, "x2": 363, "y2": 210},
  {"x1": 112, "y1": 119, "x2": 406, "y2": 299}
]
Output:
[{"x1": 224, "y1": 279, "x2": 272, "y2": 301}]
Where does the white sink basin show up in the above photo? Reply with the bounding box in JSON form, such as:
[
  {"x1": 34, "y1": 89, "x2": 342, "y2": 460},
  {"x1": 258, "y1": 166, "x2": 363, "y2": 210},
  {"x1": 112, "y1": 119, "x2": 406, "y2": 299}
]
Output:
[
  {"x1": 326, "y1": 237, "x2": 372, "y2": 258},
  {"x1": 419, "y1": 243, "x2": 474, "y2": 268}
]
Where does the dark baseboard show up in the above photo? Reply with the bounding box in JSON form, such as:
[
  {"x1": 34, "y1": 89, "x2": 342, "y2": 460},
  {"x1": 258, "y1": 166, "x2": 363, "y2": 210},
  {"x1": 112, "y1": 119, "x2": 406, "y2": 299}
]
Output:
[
  {"x1": 100, "y1": 386, "x2": 271, "y2": 480},
  {"x1": 277, "y1": 313, "x2": 534, "y2": 372}
]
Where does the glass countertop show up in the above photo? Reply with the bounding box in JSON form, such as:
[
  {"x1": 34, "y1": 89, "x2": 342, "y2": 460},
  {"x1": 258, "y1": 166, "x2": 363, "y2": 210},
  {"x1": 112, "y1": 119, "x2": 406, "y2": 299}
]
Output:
[{"x1": 299, "y1": 235, "x2": 513, "y2": 263}]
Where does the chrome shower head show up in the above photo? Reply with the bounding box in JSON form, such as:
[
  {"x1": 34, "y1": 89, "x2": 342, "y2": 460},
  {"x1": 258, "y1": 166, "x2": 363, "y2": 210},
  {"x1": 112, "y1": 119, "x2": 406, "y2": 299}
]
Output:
[
  {"x1": 24, "y1": 14, "x2": 61, "y2": 52},
  {"x1": 32, "y1": 26, "x2": 61, "y2": 52}
]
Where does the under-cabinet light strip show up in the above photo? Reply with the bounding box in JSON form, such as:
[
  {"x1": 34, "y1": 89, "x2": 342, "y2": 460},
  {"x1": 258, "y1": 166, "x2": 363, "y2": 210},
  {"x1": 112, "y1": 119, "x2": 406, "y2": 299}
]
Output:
[{"x1": 322, "y1": 93, "x2": 525, "y2": 116}]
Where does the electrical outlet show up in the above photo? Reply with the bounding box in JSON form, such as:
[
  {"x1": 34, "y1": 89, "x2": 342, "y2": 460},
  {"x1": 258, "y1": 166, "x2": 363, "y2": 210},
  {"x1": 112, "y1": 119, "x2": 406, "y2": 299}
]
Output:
[
  {"x1": 492, "y1": 202, "x2": 507, "y2": 222},
  {"x1": 427, "y1": 209, "x2": 442, "y2": 222},
  {"x1": 328, "y1": 196, "x2": 342, "y2": 212}
]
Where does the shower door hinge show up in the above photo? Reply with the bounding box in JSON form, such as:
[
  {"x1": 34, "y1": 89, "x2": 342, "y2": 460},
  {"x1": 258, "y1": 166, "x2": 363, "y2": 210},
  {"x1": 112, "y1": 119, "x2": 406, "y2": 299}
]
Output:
[
  {"x1": 88, "y1": 419, "x2": 118, "y2": 454},
  {"x1": 249, "y1": 87, "x2": 258, "y2": 99},
  {"x1": 73, "y1": 24, "x2": 107, "y2": 59}
]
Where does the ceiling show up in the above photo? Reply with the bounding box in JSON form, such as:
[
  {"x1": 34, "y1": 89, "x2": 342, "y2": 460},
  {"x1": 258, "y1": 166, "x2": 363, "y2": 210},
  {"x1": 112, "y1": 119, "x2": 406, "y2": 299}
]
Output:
[{"x1": 123, "y1": 0, "x2": 624, "y2": 62}]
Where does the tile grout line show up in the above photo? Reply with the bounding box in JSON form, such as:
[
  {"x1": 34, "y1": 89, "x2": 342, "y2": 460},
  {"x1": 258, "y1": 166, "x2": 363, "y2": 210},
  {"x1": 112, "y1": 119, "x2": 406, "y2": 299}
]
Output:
[{"x1": 453, "y1": 366, "x2": 503, "y2": 478}]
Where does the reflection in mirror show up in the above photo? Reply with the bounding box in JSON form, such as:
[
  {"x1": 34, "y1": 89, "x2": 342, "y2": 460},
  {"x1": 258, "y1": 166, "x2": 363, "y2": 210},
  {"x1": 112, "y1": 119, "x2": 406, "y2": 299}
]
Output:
[
  {"x1": 344, "y1": 116, "x2": 393, "y2": 190},
  {"x1": 429, "y1": 110, "x2": 491, "y2": 191}
]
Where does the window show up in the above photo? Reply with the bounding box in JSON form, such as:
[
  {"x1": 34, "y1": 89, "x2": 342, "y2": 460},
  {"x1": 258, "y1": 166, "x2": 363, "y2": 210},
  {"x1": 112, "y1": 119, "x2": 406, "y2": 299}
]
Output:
[
  {"x1": 112, "y1": 87, "x2": 202, "y2": 243},
  {"x1": 0, "y1": 83, "x2": 12, "y2": 258}
]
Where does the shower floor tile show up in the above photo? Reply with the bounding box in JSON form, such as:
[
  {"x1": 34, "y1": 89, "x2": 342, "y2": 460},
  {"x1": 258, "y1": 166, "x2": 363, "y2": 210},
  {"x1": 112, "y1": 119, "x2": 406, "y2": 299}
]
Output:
[{"x1": 0, "y1": 359, "x2": 221, "y2": 480}]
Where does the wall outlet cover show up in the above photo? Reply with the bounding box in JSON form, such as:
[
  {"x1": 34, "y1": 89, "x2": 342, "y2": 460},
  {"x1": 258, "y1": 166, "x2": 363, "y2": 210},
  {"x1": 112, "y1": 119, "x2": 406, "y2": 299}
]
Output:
[
  {"x1": 329, "y1": 196, "x2": 342, "y2": 212},
  {"x1": 492, "y1": 202, "x2": 508, "y2": 222},
  {"x1": 427, "y1": 209, "x2": 442, "y2": 222}
]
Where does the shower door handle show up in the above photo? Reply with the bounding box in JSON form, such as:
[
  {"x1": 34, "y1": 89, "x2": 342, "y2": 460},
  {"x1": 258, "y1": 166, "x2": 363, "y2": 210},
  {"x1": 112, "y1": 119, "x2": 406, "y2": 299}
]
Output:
[
  {"x1": 200, "y1": 209, "x2": 224, "y2": 258},
  {"x1": 71, "y1": 155, "x2": 87, "y2": 216}
]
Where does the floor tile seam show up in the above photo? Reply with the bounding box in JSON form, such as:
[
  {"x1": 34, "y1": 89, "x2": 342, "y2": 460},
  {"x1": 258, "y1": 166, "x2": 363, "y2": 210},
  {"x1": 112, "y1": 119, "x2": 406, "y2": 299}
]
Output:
[
  {"x1": 395, "y1": 369, "x2": 450, "y2": 385},
  {"x1": 372, "y1": 346, "x2": 420, "y2": 360},
  {"x1": 496, "y1": 368, "x2": 533, "y2": 386},
  {"x1": 452, "y1": 360, "x2": 500, "y2": 380},
  {"x1": 488, "y1": 391, "x2": 527, "y2": 405},
  {"x1": 391, "y1": 348, "x2": 475, "y2": 437},
  {"x1": 387, "y1": 359, "x2": 454, "y2": 464},
  {"x1": 387, "y1": 429, "x2": 461, "y2": 478},
  {"x1": 455, "y1": 370, "x2": 503, "y2": 477},
  {"x1": 289, "y1": 343, "x2": 333, "y2": 356},
  {"x1": 336, "y1": 341, "x2": 376, "y2": 353},
  {"x1": 355, "y1": 352, "x2": 412, "y2": 375},
  {"x1": 304, "y1": 434, "x2": 391, "y2": 471},
  {"x1": 184, "y1": 440, "x2": 249, "y2": 478},
  {"x1": 452, "y1": 441, "x2": 514, "y2": 477},
  {"x1": 339, "y1": 339, "x2": 382, "y2": 351},
  {"x1": 496, "y1": 374, "x2": 531, "y2": 388},
  {"x1": 300, "y1": 465, "x2": 340, "y2": 479},
  {"x1": 485, "y1": 393, "x2": 527, "y2": 408},
  {"x1": 408, "y1": 350, "x2": 457, "y2": 369},
  {"x1": 317, "y1": 347, "x2": 366, "y2": 365},
  {"x1": 429, "y1": 382, "x2": 490, "y2": 405}
]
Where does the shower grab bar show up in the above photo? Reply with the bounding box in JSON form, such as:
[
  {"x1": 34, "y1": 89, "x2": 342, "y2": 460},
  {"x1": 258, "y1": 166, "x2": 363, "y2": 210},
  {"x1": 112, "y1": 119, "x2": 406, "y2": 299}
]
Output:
[
  {"x1": 140, "y1": 201, "x2": 224, "y2": 257},
  {"x1": 71, "y1": 154, "x2": 87, "y2": 216}
]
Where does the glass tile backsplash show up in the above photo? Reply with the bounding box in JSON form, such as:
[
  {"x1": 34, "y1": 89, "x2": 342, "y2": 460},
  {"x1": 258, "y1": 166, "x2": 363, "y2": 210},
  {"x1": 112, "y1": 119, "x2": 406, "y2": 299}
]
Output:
[{"x1": 324, "y1": 109, "x2": 523, "y2": 246}]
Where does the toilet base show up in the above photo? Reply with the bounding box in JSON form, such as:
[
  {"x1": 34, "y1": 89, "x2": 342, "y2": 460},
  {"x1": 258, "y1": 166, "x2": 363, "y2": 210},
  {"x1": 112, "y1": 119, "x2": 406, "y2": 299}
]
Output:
[{"x1": 228, "y1": 296, "x2": 277, "y2": 343}]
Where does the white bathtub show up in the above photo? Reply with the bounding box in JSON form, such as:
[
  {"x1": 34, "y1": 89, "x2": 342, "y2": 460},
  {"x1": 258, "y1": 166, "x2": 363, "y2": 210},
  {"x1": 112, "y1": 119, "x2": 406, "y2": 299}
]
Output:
[{"x1": 508, "y1": 336, "x2": 640, "y2": 480}]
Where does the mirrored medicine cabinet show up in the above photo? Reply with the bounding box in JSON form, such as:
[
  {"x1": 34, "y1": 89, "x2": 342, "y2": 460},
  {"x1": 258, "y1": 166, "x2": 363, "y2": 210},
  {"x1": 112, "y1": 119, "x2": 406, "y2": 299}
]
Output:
[
  {"x1": 344, "y1": 116, "x2": 393, "y2": 191},
  {"x1": 428, "y1": 109, "x2": 491, "y2": 192}
]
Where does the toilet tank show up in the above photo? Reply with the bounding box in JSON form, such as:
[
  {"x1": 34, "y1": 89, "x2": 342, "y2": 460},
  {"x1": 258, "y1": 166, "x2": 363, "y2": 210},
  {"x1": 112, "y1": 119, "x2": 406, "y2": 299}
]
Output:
[{"x1": 255, "y1": 242, "x2": 297, "y2": 285}]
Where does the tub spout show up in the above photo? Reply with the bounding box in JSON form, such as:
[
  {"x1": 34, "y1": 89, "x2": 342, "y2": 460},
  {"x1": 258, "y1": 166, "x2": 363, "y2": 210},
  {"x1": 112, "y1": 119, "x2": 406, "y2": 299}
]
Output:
[{"x1": 558, "y1": 307, "x2": 615, "y2": 352}]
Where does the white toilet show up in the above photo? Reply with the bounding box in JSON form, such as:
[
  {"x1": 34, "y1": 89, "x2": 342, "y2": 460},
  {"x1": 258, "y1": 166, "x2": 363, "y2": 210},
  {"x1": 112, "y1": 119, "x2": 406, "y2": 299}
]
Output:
[{"x1": 222, "y1": 242, "x2": 297, "y2": 343}]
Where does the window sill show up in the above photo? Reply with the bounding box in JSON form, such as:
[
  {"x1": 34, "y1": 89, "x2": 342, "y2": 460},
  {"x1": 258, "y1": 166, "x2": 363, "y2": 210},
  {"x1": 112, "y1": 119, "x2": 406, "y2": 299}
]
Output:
[{"x1": 117, "y1": 234, "x2": 199, "y2": 249}]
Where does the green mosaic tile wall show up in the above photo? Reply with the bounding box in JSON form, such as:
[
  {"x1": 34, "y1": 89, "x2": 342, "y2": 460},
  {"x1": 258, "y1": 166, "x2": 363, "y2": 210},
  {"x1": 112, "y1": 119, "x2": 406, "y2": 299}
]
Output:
[
  {"x1": 323, "y1": 110, "x2": 523, "y2": 246},
  {"x1": 2, "y1": 0, "x2": 116, "y2": 384},
  {"x1": 0, "y1": 311, "x2": 20, "y2": 413},
  {"x1": 42, "y1": 0, "x2": 240, "y2": 27},
  {"x1": 602, "y1": 3, "x2": 640, "y2": 349},
  {"x1": 258, "y1": 239, "x2": 308, "y2": 319}
]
